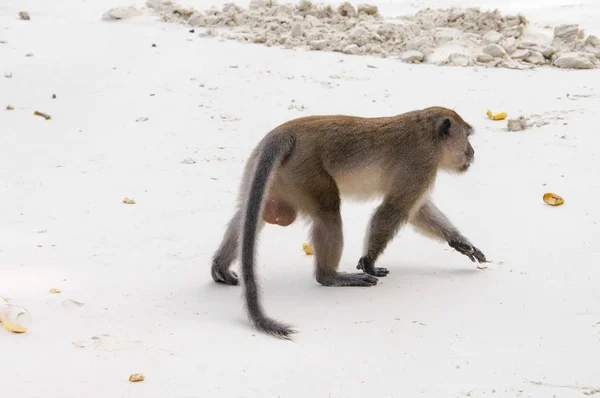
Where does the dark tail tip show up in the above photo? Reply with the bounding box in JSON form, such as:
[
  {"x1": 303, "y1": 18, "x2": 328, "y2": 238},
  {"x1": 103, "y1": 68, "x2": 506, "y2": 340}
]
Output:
[{"x1": 252, "y1": 316, "x2": 298, "y2": 340}]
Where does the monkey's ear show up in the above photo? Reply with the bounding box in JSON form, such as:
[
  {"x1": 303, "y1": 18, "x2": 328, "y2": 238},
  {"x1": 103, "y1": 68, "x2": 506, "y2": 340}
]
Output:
[{"x1": 437, "y1": 118, "x2": 451, "y2": 138}]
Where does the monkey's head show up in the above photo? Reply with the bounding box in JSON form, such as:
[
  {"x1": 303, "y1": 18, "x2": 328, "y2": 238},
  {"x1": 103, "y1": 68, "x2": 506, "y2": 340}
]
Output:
[{"x1": 436, "y1": 113, "x2": 475, "y2": 174}]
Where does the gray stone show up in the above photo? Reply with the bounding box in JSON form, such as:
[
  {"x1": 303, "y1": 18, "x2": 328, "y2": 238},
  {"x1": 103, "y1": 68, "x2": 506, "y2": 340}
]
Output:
[
  {"x1": 554, "y1": 53, "x2": 596, "y2": 69},
  {"x1": 337, "y1": 2, "x2": 356, "y2": 17},
  {"x1": 511, "y1": 49, "x2": 531, "y2": 60},
  {"x1": 585, "y1": 35, "x2": 600, "y2": 48},
  {"x1": 483, "y1": 43, "x2": 507, "y2": 58},
  {"x1": 507, "y1": 117, "x2": 527, "y2": 132},
  {"x1": 399, "y1": 50, "x2": 424, "y2": 63},
  {"x1": 291, "y1": 23, "x2": 302, "y2": 37},
  {"x1": 448, "y1": 53, "x2": 471, "y2": 66},
  {"x1": 357, "y1": 4, "x2": 378, "y2": 15},
  {"x1": 483, "y1": 31, "x2": 503, "y2": 44},
  {"x1": 525, "y1": 51, "x2": 546, "y2": 65},
  {"x1": 342, "y1": 44, "x2": 360, "y2": 54},
  {"x1": 554, "y1": 24, "x2": 579, "y2": 39},
  {"x1": 309, "y1": 39, "x2": 328, "y2": 50},
  {"x1": 188, "y1": 13, "x2": 207, "y2": 27},
  {"x1": 500, "y1": 37, "x2": 517, "y2": 54},
  {"x1": 476, "y1": 53, "x2": 494, "y2": 63}
]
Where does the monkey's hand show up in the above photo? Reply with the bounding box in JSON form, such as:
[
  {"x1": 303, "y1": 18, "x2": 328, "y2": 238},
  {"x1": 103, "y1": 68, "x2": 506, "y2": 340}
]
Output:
[
  {"x1": 448, "y1": 239, "x2": 487, "y2": 263},
  {"x1": 356, "y1": 256, "x2": 389, "y2": 277}
]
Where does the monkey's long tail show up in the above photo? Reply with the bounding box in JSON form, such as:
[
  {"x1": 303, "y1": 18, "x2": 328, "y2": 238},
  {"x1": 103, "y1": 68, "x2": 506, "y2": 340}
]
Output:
[{"x1": 241, "y1": 132, "x2": 296, "y2": 339}]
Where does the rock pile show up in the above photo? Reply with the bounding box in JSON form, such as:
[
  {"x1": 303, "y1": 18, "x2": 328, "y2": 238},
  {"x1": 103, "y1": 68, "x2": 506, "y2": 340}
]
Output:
[{"x1": 140, "y1": 0, "x2": 599, "y2": 69}]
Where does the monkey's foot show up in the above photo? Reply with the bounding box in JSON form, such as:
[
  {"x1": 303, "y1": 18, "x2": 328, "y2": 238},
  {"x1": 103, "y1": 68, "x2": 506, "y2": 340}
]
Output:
[
  {"x1": 448, "y1": 240, "x2": 487, "y2": 263},
  {"x1": 317, "y1": 271, "x2": 378, "y2": 287},
  {"x1": 356, "y1": 256, "x2": 389, "y2": 277},
  {"x1": 211, "y1": 265, "x2": 239, "y2": 286}
]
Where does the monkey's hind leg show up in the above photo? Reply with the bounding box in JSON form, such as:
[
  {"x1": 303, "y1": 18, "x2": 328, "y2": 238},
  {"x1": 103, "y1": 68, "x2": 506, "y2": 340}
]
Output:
[
  {"x1": 212, "y1": 209, "x2": 242, "y2": 286},
  {"x1": 308, "y1": 180, "x2": 378, "y2": 287}
]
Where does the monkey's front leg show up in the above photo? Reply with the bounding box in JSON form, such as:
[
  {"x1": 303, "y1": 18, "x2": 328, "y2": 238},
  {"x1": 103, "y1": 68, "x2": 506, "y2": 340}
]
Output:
[
  {"x1": 356, "y1": 198, "x2": 411, "y2": 277},
  {"x1": 409, "y1": 199, "x2": 487, "y2": 263}
]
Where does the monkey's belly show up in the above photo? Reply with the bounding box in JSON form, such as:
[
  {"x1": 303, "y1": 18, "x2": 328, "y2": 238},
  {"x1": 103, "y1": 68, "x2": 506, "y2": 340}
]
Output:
[
  {"x1": 335, "y1": 167, "x2": 384, "y2": 200},
  {"x1": 263, "y1": 195, "x2": 297, "y2": 226}
]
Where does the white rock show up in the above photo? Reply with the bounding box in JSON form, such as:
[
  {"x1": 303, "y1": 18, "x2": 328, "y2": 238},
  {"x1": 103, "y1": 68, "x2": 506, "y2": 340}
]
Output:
[
  {"x1": 309, "y1": 39, "x2": 328, "y2": 50},
  {"x1": 448, "y1": 9, "x2": 465, "y2": 22},
  {"x1": 554, "y1": 24, "x2": 579, "y2": 39},
  {"x1": 145, "y1": 0, "x2": 172, "y2": 11},
  {"x1": 525, "y1": 51, "x2": 546, "y2": 65},
  {"x1": 298, "y1": 0, "x2": 312, "y2": 11},
  {"x1": 337, "y1": 2, "x2": 356, "y2": 17},
  {"x1": 357, "y1": 4, "x2": 378, "y2": 15},
  {"x1": 349, "y1": 26, "x2": 369, "y2": 45},
  {"x1": 305, "y1": 30, "x2": 320, "y2": 41},
  {"x1": 476, "y1": 53, "x2": 494, "y2": 63},
  {"x1": 586, "y1": 35, "x2": 600, "y2": 48},
  {"x1": 188, "y1": 13, "x2": 207, "y2": 27},
  {"x1": 406, "y1": 36, "x2": 432, "y2": 51},
  {"x1": 500, "y1": 37, "x2": 517, "y2": 54},
  {"x1": 507, "y1": 118, "x2": 527, "y2": 132},
  {"x1": 400, "y1": 50, "x2": 423, "y2": 63},
  {"x1": 554, "y1": 53, "x2": 596, "y2": 69},
  {"x1": 511, "y1": 49, "x2": 531, "y2": 60},
  {"x1": 291, "y1": 23, "x2": 302, "y2": 37},
  {"x1": 249, "y1": 0, "x2": 276, "y2": 9},
  {"x1": 343, "y1": 44, "x2": 360, "y2": 54},
  {"x1": 483, "y1": 44, "x2": 507, "y2": 58},
  {"x1": 448, "y1": 53, "x2": 470, "y2": 66},
  {"x1": 102, "y1": 7, "x2": 142, "y2": 21},
  {"x1": 483, "y1": 31, "x2": 503, "y2": 44}
]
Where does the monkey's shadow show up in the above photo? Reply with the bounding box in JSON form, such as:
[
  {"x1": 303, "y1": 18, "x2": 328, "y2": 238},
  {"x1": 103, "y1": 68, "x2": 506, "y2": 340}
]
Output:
[{"x1": 196, "y1": 263, "x2": 482, "y2": 332}]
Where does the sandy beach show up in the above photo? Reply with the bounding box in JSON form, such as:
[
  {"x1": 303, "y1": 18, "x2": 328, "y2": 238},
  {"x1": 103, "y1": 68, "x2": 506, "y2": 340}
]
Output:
[{"x1": 1, "y1": 0, "x2": 599, "y2": 396}]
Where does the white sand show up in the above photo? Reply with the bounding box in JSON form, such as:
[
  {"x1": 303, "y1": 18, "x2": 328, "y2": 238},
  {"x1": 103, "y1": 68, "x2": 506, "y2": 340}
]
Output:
[{"x1": 1, "y1": 0, "x2": 600, "y2": 396}]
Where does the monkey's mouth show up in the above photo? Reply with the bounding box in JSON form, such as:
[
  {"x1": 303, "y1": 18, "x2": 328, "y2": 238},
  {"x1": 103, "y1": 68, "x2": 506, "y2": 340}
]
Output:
[{"x1": 458, "y1": 163, "x2": 470, "y2": 172}]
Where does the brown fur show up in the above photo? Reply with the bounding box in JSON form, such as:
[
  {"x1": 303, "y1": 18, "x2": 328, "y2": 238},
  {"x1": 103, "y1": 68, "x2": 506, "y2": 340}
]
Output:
[{"x1": 211, "y1": 106, "x2": 486, "y2": 339}]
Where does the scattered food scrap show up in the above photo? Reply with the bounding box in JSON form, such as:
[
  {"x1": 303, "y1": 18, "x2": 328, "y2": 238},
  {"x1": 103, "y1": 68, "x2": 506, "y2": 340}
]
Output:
[
  {"x1": 181, "y1": 157, "x2": 196, "y2": 164},
  {"x1": 302, "y1": 242, "x2": 313, "y2": 255},
  {"x1": 122, "y1": 197, "x2": 136, "y2": 205},
  {"x1": 49, "y1": 288, "x2": 61, "y2": 294},
  {"x1": 129, "y1": 373, "x2": 145, "y2": 382},
  {"x1": 543, "y1": 193, "x2": 564, "y2": 206},
  {"x1": 4, "y1": 73, "x2": 13, "y2": 78},
  {"x1": 34, "y1": 111, "x2": 51, "y2": 120},
  {"x1": 487, "y1": 109, "x2": 507, "y2": 120},
  {"x1": 19, "y1": 11, "x2": 30, "y2": 20},
  {"x1": 6, "y1": 105, "x2": 14, "y2": 111}
]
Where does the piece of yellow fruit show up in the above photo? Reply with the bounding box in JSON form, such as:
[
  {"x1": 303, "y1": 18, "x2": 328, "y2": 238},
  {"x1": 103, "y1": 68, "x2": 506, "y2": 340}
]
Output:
[
  {"x1": 302, "y1": 243, "x2": 313, "y2": 255},
  {"x1": 129, "y1": 373, "x2": 145, "y2": 382},
  {"x1": 122, "y1": 197, "x2": 136, "y2": 204},
  {"x1": 49, "y1": 287, "x2": 61, "y2": 294},
  {"x1": 487, "y1": 110, "x2": 508, "y2": 120},
  {"x1": 543, "y1": 193, "x2": 564, "y2": 206}
]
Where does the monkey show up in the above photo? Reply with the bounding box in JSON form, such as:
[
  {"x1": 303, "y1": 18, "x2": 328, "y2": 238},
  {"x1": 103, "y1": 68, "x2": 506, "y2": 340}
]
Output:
[{"x1": 210, "y1": 106, "x2": 487, "y2": 339}]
